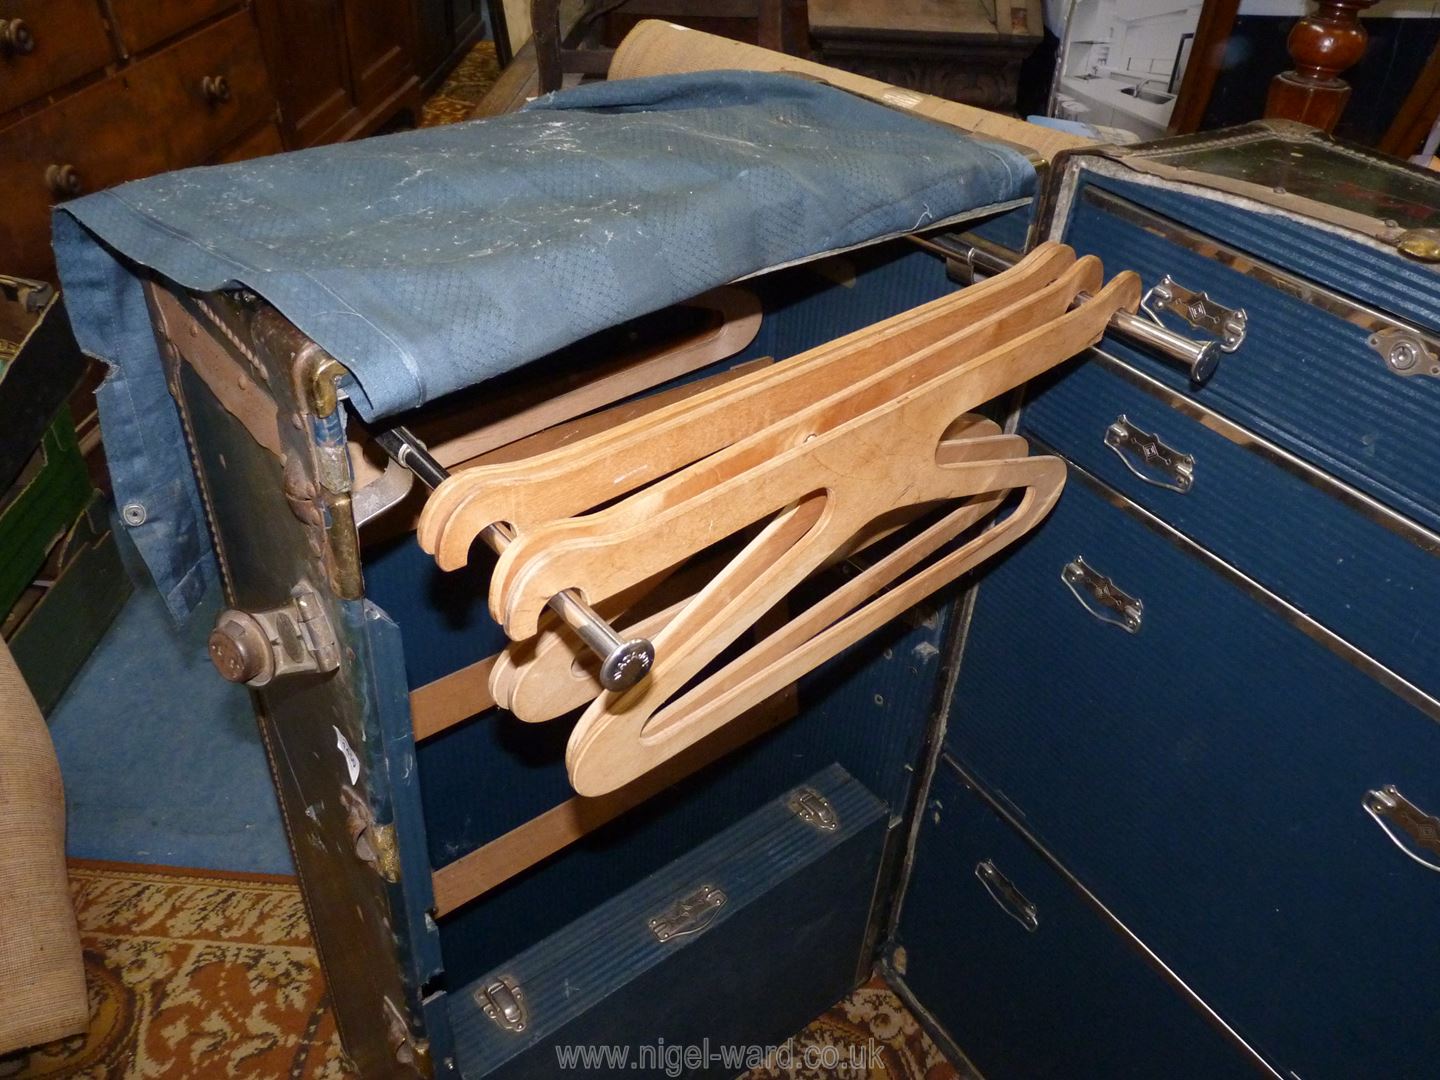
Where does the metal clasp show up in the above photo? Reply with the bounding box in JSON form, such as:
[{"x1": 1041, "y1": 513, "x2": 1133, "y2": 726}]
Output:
[
  {"x1": 648, "y1": 885, "x2": 727, "y2": 943},
  {"x1": 207, "y1": 582, "x2": 341, "y2": 687},
  {"x1": 1104, "y1": 415, "x2": 1195, "y2": 493},
  {"x1": 1062, "y1": 557, "x2": 1143, "y2": 633},
  {"x1": 787, "y1": 787, "x2": 839, "y2": 831},
  {"x1": 1142, "y1": 275, "x2": 1247, "y2": 353},
  {"x1": 477, "y1": 975, "x2": 528, "y2": 1033}
]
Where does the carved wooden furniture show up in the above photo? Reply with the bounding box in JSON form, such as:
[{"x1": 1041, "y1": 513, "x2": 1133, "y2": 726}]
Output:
[
  {"x1": 526, "y1": 0, "x2": 807, "y2": 94},
  {"x1": 416, "y1": 0, "x2": 490, "y2": 94},
  {"x1": 807, "y1": 0, "x2": 1044, "y2": 112},
  {"x1": 0, "y1": 0, "x2": 283, "y2": 283},
  {"x1": 251, "y1": 0, "x2": 422, "y2": 149},
  {"x1": 1264, "y1": 0, "x2": 1377, "y2": 131}
]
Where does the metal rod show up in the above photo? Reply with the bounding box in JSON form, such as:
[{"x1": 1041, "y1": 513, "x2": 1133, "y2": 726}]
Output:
[
  {"x1": 374, "y1": 427, "x2": 655, "y2": 692},
  {"x1": 909, "y1": 234, "x2": 1221, "y2": 384}
]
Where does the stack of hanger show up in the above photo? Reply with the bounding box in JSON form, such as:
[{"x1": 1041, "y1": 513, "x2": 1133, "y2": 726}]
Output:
[{"x1": 417, "y1": 242, "x2": 1140, "y2": 796}]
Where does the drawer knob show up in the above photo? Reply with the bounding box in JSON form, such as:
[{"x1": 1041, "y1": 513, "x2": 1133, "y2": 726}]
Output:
[
  {"x1": 201, "y1": 74, "x2": 231, "y2": 104},
  {"x1": 44, "y1": 163, "x2": 83, "y2": 199},
  {"x1": 0, "y1": 18, "x2": 34, "y2": 55}
]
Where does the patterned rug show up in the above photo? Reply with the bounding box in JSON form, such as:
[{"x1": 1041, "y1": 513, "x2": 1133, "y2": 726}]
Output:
[
  {"x1": 420, "y1": 40, "x2": 502, "y2": 128},
  {"x1": 1, "y1": 862, "x2": 344, "y2": 1079},
  {"x1": 742, "y1": 977, "x2": 965, "y2": 1080},
  {"x1": 1, "y1": 862, "x2": 959, "y2": 1078}
]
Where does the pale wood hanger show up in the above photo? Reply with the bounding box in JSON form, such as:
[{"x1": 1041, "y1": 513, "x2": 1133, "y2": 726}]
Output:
[
  {"x1": 416, "y1": 241, "x2": 1080, "y2": 574},
  {"x1": 499, "y1": 271, "x2": 1140, "y2": 794}
]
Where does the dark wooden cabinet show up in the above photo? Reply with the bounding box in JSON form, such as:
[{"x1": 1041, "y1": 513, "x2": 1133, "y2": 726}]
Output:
[
  {"x1": 252, "y1": 0, "x2": 423, "y2": 149},
  {"x1": 415, "y1": 0, "x2": 488, "y2": 93},
  {"x1": 0, "y1": 0, "x2": 282, "y2": 282}
]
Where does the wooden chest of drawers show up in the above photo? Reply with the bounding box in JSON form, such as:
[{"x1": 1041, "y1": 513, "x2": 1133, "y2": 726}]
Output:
[{"x1": 0, "y1": 0, "x2": 283, "y2": 282}]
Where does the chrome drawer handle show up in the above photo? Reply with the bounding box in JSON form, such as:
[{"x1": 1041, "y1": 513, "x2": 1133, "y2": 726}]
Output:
[
  {"x1": 1104, "y1": 415, "x2": 1194, "y2": 493},
  {"x1": 1364, "y1": 785, "x2": 1440, "y2": 873},
  {"x1": 975, "y1": 860, "x2": 1038, "y2": 932},
  {"x1": 1062, "y1": 557, "x2": 1142, "y2": 633},
  {"x1": 1142, "y1": 274, "x2": 1247, "y2": 353}
]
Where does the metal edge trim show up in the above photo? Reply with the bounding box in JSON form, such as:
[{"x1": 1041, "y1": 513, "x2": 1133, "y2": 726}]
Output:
[
  {"x1": 936, "y1": 753, "x2": 1287, "y2": 1080},
  {"x1": 1041, "y1": 446, "x2": 1440, "y2": 726},
  {"x1": 1056, "y1": 154, "x2": 1418, "y2": 277},
  {"x1": 1080, "y1": 185, "x2": 1440, "y2": 344},
  {"x1": 881, "y1": 581, "x2": 983, "y2": 942},
  {"x1": 1086, "y1": 348, "x2": 1440, "y2": 558},
  {"x1": 879, "y1": 963, "x2": 990, "y2": 1080}
]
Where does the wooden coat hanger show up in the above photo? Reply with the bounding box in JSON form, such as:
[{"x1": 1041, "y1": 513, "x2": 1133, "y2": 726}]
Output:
[
  {"x1": 416, "y1": 241, "x2": 1080, "y2": 573},
  {"x1": 490, "y1": 259, "x2": 1124, "y2": 635},
  {"x1": 492, "y1": 413, "x2": 1006, "y2": 723},
  {"x1": 469, "y1": 253, "x2": 1106, "y2": 633},
  {"x1": 492, "y1": 270, "x2": 1140, "y2": 795}
]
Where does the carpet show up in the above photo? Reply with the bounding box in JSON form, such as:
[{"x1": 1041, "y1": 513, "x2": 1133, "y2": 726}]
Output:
[
  {"x1": 2, "y1": 862, "x2": 959, "y2": 1079},
  {"x1": 1, "y1": 862, "x2": 344, "y2": 1079},
  {"x1": 420, "y1": 41, "x2": 502, "y2": 127}
]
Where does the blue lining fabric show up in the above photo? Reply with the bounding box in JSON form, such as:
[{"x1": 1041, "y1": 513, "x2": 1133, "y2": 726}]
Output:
[{"x1": 52, "y1": 70, "x2": 1035, "y2": 619}]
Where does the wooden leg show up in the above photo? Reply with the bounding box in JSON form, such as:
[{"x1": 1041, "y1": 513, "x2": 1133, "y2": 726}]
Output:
[{"x1": 1264, "y1": 0, "x2": 1377, "y2": 132}]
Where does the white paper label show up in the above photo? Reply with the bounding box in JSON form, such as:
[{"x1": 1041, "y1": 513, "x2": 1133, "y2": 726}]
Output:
[{"x1": 333, "y1": 725, "x2": 361, "y2": 785}]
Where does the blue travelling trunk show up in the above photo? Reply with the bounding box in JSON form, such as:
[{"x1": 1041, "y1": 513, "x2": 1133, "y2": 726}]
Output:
[
  {"x1": 892, "y1": 121, "x2": 1440, "y2": 1080},
  {"x1": 92, "y1": 104, "x2": 1440, "y2": 1080},
  {"x1": 140, "y1": 236, "x2": 970, "y2": 1079}
]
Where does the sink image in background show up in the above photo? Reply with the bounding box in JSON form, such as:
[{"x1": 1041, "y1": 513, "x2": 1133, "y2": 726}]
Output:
[{"x1": 1119, "y1": 86, "x2": 1174, "y2": 104}]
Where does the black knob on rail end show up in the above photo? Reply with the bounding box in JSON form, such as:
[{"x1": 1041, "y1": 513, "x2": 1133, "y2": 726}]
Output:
[{"x1": 599, "y1": 638, "x2": 655, "y2": 692}]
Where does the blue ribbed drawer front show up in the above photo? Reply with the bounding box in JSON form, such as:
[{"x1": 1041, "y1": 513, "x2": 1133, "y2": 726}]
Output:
[
  {"x1": 448, "y1": 764, "x2": 887, "y2": 1079},
  {"x1": 1061, "y1": 178, "x2": 1440, "y2": 532},
  {"x1": 896, "y1": 761, "x2": 1252, "y2": 1079},
  {"x1": 947, "y1": 471, "x2": 1440, "y2": 1080},
  {"x1": 1020, "y1": 353, "x2": 1440, "y2": 702}
]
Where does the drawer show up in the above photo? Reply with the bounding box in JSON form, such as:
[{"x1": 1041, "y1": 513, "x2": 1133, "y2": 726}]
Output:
[
  {"x1": 1021, "y1": 351, "x2": 1440, "y2": 702},
  {"x1": 449, "y1": 765, "x2": 886, "y2": 1079},
  {"x1": 948, "y1": 466, "x2": 1440, "y2": 1079},
  {"x1": 895, "y1": 760, "x2": 1253, "y2": 1079},
  {"x1": 0, "y1": 9, "x2": 270, "y2": 279},
  {"x1": 0, "y1": 0, "x2": 114, "y2": 117},
  {"x1": 108, "y1": 0, "x2": 240, "y2": 57},
  {"x1": 1062, "y1": 180, "x2": 1440, "y2": 532}
]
